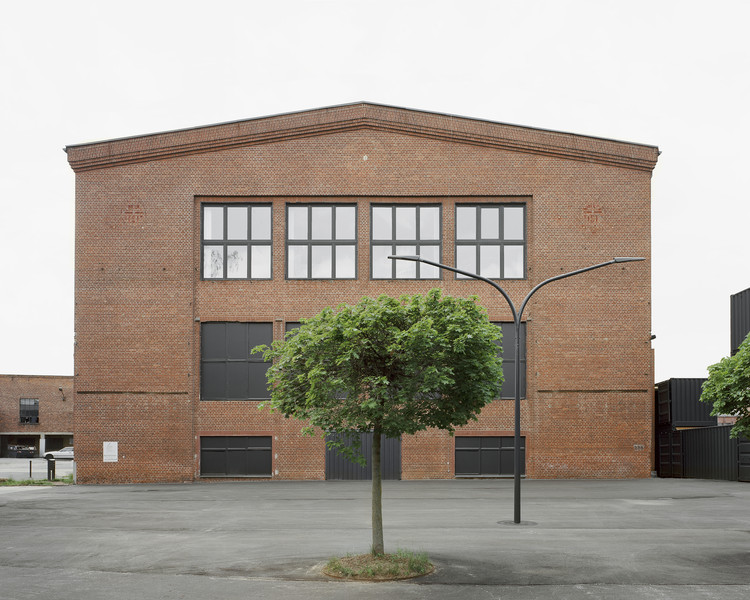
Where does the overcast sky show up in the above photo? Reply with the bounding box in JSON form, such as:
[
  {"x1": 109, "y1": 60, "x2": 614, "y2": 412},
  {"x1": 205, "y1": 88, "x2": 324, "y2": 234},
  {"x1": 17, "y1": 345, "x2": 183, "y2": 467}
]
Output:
[{"x1": 1, "y1": 0, "x2": 748, "y2": 381}]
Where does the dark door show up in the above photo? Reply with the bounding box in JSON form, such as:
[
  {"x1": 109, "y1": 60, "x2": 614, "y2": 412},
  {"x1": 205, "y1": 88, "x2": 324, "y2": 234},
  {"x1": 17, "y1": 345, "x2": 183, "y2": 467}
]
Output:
[
  {"x1": 325, "y1": 432, "x2": 401, "y2": 480},
  {"x1": 739, "y1": 436, "x2": 750, "y2": 483},
  {"x1": 657, "y1": 429, "x2": 683, "y2": 478}
]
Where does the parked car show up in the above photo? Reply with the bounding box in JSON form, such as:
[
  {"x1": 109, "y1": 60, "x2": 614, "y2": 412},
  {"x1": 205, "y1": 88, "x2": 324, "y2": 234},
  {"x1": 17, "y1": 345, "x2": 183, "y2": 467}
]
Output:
[
  {"x1": 8, "y1": 445, "x2": 35, "y2": 458},
  {"x1": 43, "y1": 446, "x2": 74, "y2": 460}
]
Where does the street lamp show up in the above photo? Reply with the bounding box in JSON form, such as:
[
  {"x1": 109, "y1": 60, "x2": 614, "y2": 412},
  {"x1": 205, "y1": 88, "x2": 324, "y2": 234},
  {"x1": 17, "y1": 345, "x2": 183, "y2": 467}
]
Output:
[{"x1": 389, "y1": 254, "x2": 645, "y2": 524}]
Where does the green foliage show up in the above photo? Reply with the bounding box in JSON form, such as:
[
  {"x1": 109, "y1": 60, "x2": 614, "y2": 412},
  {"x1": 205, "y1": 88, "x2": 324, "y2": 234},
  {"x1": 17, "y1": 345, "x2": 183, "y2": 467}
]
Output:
[
  {"x1": 256, "y1": 290, "x2": 504, "y2": 459},
  {"x1": 700, "y1": 332, "x2": 750, "y2": 439}
]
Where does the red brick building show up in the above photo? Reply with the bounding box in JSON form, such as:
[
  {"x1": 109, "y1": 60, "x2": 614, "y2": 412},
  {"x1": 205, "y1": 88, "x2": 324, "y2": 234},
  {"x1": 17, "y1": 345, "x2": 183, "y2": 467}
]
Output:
[
  {"x1": 66, "y1": 103, "x2": 658, "y2": 483},
  {"x1": 0, "y1": 375, "x2": 74, "y2": 457}
]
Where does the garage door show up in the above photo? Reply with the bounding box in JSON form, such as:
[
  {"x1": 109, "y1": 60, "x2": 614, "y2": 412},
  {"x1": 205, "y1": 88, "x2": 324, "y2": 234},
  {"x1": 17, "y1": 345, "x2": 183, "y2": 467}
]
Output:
[
  {"x1": 325, "y1": 432, "x2": 401, "y2": 480},
  {"x1": 455, "y1": 436, "x2": 525, "y2": 476},
  {"x1": 200, "y1": 436, "x2": 272, "y2": 477}
]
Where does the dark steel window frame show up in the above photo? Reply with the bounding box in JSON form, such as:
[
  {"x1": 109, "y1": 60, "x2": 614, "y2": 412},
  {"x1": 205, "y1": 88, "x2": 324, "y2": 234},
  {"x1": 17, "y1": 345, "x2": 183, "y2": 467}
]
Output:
[
  {"x1": 200, "y1": 322, "x2": 273, "y2": 401},
  {"x1": 494, "y1": 322, "x2": 527, "y2": 400},
  {"x1": 455, "y1": 435, "x2": 526, "y2": 477},
  {"x1": 199, "y1": 435, "x2": 273, "y2": 478},
  {"x1": 285, "y1": 203, "x2": 358, "y2": 280},
  {"x1": 370, "y1": 203, "x2": 443, "y2": 280},
  {"x1": 201, "y1": 202, "x2": 273, "y2": 280},
  {"x1": 19, "y1": 398, "x2": 39, "y2": 424},
  {"x1": 454, "y1": 203, "x2": 527, "y2": 280}
]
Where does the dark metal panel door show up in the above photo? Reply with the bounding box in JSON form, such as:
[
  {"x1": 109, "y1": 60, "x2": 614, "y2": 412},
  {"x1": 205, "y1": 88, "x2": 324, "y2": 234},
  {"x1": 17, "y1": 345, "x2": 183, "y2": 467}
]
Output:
[
  {"x1": 325, "y1": 432, "x2": 401, "y2": 480},
  {"x1": 657, "y1": 430, "x2": 682, "y2": 478},
  {"x1": 739, "y1": 436, "x2": 750, "y2": 483}
]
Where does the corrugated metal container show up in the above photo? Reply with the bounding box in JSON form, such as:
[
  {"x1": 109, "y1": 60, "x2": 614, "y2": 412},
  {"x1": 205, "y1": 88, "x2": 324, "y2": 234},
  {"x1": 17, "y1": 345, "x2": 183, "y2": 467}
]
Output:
[
  {"x1": 682, "y1": 426, "x2": 739, "y2": 481},
  {"x1": 655, "y1": 378, "x2": 716, "y2": 427},
  {"x1": 730, "y1": 287, "x2": 750, "y2": 355}
]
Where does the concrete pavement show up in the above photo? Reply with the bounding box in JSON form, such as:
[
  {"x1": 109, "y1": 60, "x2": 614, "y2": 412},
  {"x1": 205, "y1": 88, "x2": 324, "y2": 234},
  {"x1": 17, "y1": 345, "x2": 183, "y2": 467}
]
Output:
[
  {"x1": 0, "y1": 457, "x2": 74, "y2": 482},
  {"x1": 0, "y1": 478, "x2": 748, "y2": 599}
]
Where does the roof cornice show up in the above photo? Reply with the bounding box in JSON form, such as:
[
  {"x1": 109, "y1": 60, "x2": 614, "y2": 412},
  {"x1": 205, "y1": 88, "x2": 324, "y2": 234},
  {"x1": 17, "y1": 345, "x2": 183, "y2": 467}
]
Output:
[{"x1": 65, "y1": 102, "x2": 659, "y2": 173}]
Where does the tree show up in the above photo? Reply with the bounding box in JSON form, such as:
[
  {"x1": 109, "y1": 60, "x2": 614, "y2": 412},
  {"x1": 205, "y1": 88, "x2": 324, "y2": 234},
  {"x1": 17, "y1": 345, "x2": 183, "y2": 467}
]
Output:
[
  {"x1": 256, "y1": 290, "x2": 503, "y2": 554},
  {"x1": 700, "y1": 331, "x2": 750, "y2": 439}
]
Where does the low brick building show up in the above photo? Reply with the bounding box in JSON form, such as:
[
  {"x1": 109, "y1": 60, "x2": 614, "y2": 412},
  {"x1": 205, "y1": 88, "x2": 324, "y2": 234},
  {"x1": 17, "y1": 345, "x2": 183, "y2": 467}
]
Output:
[
  {"x1": 66, "y1": 103, "x2": 658, "y2": 483},
  {"x1": 0, "y1": 374, "x2": 74, "y2": 457}
]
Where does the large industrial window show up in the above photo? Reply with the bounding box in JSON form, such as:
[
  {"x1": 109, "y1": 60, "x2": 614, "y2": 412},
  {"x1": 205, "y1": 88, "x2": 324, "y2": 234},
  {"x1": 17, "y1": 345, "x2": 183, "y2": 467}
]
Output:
[
  {"x1": 495, "y1": 322, "x2": 527, "y2": 399},
  {"x1": 19, "y1": 398, "x2": 39, "y2": 424},
  {"x1": 455, "y1": 436, "x2": 525, "y2": 476},
  {"x1": 455, "y1": 204, "x2": 525, "y2": 279},
  {"x1": 200, "y1": 436, "x2": 272, "y2": 477},
  {"x1": 202, "y1": 204, "x2": 272, "y2": 279},
  {"x1": 200, "y1": 323, "x2": 272, "y2": 400},
  {"x1": 286, "y1": 204, "x2": 357, "y2": 279},
  {"x1": 371, "y1": 204, "x2": 441, "y2": 279}
]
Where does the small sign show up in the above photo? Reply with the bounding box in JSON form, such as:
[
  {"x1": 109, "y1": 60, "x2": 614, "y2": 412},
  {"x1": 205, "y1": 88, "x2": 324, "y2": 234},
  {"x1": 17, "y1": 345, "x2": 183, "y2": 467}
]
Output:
[{"x1": 103, "y1": 441, "x2": 118, "y2": 462}]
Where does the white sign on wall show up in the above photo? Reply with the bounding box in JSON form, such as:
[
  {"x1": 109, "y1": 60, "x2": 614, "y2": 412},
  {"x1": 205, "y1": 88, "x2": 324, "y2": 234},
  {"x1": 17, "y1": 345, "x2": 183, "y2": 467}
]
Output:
[{"x1": 103, "y1": 441, "x2": 118, "y2": 462}]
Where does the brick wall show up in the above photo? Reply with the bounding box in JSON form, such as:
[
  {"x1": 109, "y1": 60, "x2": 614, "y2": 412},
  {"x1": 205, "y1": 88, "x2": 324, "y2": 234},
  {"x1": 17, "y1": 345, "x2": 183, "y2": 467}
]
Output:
[
  {"x1": 68, "y1": 103, "x2": 657, "y2": 483},
  {"x1": 0, "y1": 374, "x2": 74, "y2": 455}
]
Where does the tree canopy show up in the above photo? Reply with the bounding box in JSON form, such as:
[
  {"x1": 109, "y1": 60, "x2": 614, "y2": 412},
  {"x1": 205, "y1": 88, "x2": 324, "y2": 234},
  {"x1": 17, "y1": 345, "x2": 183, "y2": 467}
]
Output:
[
  {"x1": 700, "y1": 331, "x2": 750, "y2": 439},
  {"x1": 256, "y1": 289, "x2": 503, "y2": 553}
]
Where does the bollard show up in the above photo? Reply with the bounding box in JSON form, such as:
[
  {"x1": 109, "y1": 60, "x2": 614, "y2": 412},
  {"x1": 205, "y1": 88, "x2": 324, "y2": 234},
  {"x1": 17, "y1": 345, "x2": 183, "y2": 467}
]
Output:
[
  {"x1": 29, "y1": 460, "x2": 32, "y2": 479},
  {"x1": 46, "y1": 457, "x2": 55, "y2": 481}
]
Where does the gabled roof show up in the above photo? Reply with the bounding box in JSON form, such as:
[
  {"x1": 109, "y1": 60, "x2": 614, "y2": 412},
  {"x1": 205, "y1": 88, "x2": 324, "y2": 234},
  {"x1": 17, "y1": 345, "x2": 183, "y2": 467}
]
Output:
[{"x1": 65, "y1": 102, "x2": 659, "y2": 173}]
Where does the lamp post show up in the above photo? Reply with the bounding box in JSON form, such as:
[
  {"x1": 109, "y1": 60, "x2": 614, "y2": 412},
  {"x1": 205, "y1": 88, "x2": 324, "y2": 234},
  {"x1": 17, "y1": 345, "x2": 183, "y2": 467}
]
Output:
[{"x1": 389, "y1": 254, "x2": 645, "y2": 524}]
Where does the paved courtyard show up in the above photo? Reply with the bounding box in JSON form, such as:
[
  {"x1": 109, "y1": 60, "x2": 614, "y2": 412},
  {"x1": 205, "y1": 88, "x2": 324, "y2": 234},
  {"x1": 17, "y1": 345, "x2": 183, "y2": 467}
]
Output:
[{"x1": 0, "y1": 476, "x2": 748, "y2": 599}]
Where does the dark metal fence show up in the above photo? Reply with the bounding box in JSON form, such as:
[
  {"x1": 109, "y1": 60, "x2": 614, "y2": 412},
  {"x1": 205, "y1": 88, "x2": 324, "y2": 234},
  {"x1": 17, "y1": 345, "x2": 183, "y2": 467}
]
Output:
[{"x1": 658, "y1": 425, "x2": 749, "y2": 482}]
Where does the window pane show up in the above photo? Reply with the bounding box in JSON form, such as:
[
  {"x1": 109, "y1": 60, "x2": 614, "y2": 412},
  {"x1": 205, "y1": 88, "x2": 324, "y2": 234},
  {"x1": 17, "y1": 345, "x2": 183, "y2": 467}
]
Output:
[
  {"x1": 249, "y1": 323, "x2": 273, "y2": 356},
  {"x1": 249, "y1": 363, "x2": 271, "y2": 399},
  {"x1": 288, "y1": 245, "x2": 308, "y2": 278},
  {"x1": 504, "y1": 206, "x2": 524, "y2": 240},
  {"x1": 480, "y1": 208, "x2": 500, "y2": 239},
  {"x1": 372, "y1": 245, "x2": 393, "y2": 278},
  {"x1": 202, "y1": 323, "x2": 226, "y2": 359},
  {"x1": 288, "y1": 206, "x2": 308, "y2": 240},
  {"x1": 372, "y1": 206, "x2": 392, "y2": 240},
  {"x1": 395, "y1": 207, "x2": 416, "y2": 240},
  {"x1": 420, "y1": 207, "x2": 440, "y2": 240},
  {"x1": 226, "y1": 323, "x2": 248, "y2": 359},
  {"x1": 204, "y1": 246, "x2": 224, "y2": 278},
  {"x1": 226, "y1": 363, "x2": 249, "y2": 399},
  {"x1": 251, "y1": 206, "x2": 271, "y2": 240},
  {"x1": 311, "y1": 207, "x2": 332, "y2": 240},
  {"x1": 480, "y1": 245, "x2": 501, "y2": 278},
  {"x1": 504, "y1": 245, "x2": 524, "y2": 278},
  {"x1": 227, "y1": 207, "x2": 248, "y2": 240},
  {"x1": 336, "y1": 245, "x2": 356, "y2": 278},
  {"x1": 395, "y1": 245, "x2": 417, "y2": 278},
  {"x1": 456, "y1": 245, "x2": 476, "y2": 278},
  {"x1": 336, "y1": 206, "x2": 356, "y2": 240},
  {"x1": 227, "y1": 246, "x2": 248, "y2": 278},
  {"x1": 419, "y1": 245, "x2": 440, "y2": 279},
  {"x1": 250, "y1": 245, "x2": 271, "y2": 278},
  {"x1": 202, "y1": 363, "x2": 226, "y2": 399},
  {"x1": 311, "y1": 245, "x2": 333, "y2": 278},
  {"x1": 204, "y1": 207, "x2": 224, "y2": 240},
  {"x1": 456, "y1": 206, "x2": 476, "y2": 240}
]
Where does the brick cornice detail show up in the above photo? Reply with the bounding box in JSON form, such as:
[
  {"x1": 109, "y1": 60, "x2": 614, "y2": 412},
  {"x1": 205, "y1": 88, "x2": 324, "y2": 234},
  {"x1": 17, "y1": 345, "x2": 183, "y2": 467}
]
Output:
[{"x1": 65, "y1": 103, "x2": 659, "y2": 173}]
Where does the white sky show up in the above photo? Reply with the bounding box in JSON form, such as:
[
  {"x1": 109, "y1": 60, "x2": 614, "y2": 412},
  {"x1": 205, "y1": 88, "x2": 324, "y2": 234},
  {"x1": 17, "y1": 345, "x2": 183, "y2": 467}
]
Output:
[{"x1": 0, "y1": 0, "x2": 748, "y2": 381}]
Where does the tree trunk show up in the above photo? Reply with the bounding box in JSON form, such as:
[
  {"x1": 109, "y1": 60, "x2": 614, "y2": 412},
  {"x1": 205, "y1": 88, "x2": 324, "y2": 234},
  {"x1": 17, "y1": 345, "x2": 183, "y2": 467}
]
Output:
[{"x1": 371, "y1": 424, "x2": 384, "y2": 555}]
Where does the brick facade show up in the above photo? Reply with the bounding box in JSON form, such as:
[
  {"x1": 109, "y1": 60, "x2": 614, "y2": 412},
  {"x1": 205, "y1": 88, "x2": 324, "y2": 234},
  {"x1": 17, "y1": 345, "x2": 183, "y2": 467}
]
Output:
[
  {"x1": 0, "y1": 374, "x2": 74, "y2": 457},
  {"x1": 67, "y1": 103, "x2": 658, "y2": 483}
]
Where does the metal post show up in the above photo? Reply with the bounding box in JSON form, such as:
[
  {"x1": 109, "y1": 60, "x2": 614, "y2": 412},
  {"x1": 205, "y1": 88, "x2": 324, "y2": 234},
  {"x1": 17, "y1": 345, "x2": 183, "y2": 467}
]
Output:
[{"x1": 389, "y1": 254, "x2": 644, "y2": 524}]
